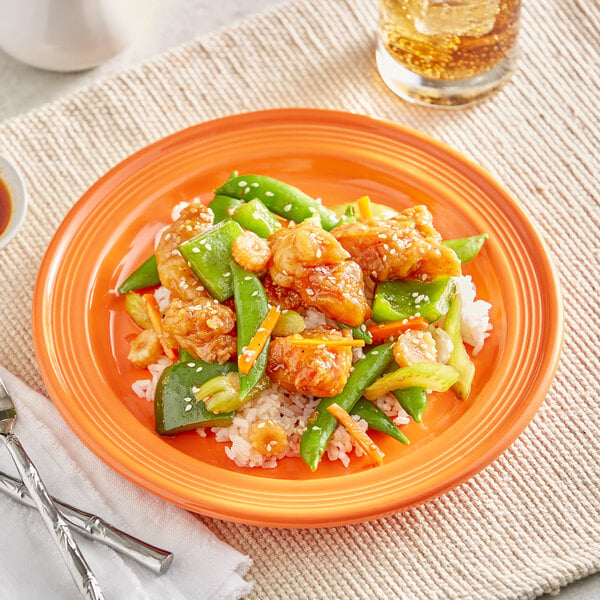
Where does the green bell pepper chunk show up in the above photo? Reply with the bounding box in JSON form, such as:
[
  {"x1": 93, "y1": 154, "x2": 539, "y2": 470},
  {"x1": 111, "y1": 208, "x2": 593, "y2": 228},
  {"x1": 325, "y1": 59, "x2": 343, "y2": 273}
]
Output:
[
  {"x1": 372, "y1": 276, "x2": 455, "y2": 323},
  {"x1": 208, "y1": 195, "x2": 244, "y2": 223},
  {"x1": 392, "y1": 387, "x2": 428, "y2": 423},
  {"x1": 118, "y1": 254, "x2": 160, "y2": 294},
  {"x1": 232, "y1": 198, "x2": 282, "y2": 238},
  {"x1": 230, "y1": 261, "x2": 271, "y2": 401},
  {"x1": 442, "y1": 234, "x2": 488, "y2": 263},
  {"x1": 154, "y1": 358, "x2": 236, "y2": 434},
  {"x1": 215, "y1": 174, "x2": 340, "y2": 231},
  {"x1": 300, "y1": 342, "x2": 394, "y2": 471},
  {"x1": 351, "y1": 398, "x2": 409, "y2": 444},
  {"x1": 178, "y1": 219, "x2": 243, "y2": 302}
]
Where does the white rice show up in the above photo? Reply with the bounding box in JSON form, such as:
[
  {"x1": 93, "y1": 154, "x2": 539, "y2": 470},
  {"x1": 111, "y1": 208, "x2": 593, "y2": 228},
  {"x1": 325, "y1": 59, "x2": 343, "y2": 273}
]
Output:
[
  {"x1": 208, "y1": 384, "x2": 377, "y2": 469},
  {"x1": 452, "y1": 275, "x2": 492, "y2": 355},
  {"x1": 131, "y1": 356, "x2": 172, "y2": 402}
]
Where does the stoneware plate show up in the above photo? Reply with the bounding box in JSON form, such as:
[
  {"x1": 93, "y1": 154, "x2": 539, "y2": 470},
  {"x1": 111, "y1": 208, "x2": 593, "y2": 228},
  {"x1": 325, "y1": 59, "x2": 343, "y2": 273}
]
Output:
[{"x1": 32, "y1": 109, "x2": 563, "y2": 527}]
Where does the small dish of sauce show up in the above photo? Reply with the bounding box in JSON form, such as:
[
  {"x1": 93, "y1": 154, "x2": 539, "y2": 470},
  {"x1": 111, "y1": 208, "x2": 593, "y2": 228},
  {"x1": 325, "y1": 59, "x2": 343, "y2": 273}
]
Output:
[{"x1": 0, "y1": 154, "x2": 27, "y2": 250}]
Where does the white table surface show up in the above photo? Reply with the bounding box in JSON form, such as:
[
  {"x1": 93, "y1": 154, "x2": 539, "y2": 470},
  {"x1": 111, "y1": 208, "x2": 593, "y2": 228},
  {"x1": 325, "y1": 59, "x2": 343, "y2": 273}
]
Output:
[{"x1": 0, "y1": 0, "x2": 597, "y2": 598}]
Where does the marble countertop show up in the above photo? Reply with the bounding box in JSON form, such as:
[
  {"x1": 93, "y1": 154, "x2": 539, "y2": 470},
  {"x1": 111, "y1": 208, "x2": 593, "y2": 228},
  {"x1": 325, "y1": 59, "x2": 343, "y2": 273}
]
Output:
[{"x1": 0, "y1": 1, "x2": 597, "y2": 598}]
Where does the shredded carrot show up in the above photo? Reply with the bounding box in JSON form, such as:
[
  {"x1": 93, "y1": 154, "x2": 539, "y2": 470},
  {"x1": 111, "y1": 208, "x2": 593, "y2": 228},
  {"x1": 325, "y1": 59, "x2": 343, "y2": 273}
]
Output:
[
  {"x1": 290, "y1": 338, "x2": 365, "y2": 348},
  {"x1": 356, "y1": 195, "x2": 373, "y2": 220},
  {"x1": 239, "y1": 305, "x2": 281, "y2": 375},
  {"x1": 367, "y1": 316, "x2": 429, "y2": 341},
  {"x1": 327, "y1": 403, "x2": 384, "y2": 466},
  {"x1": 142, "y1": 294, "x2": 177, "y2": 361}
]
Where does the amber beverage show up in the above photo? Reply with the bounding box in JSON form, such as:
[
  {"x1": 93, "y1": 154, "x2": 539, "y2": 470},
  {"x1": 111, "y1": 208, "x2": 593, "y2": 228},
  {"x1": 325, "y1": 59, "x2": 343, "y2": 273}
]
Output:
[{"x1": 376, "y1": 0, "x2": 521, "y2": 107}]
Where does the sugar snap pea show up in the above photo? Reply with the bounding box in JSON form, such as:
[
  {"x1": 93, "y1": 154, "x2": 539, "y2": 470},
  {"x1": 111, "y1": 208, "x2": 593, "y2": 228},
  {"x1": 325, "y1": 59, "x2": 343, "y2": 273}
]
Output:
[
  {"x1": 208, "y1": 195, "x2": 244, "y2": 223},
  {"x1": 215, "y1": 174, "x2": 340, "y2": 231},
  {"x1": 232, "y1": 198, "x2": 281, "y2": 238},
  {"x1": 392, "y1": 387, "x2": 428, "y2": 423},
  {"x1": 442, "y1": 234, "x2": 488, "y2": 263},
  {"x1": 338, "y1": 322, "x2": 373, "y2": 344},
  {"x1": 231, "y1": 261, "x2": 270, "y2": 401},
  {"x1": 300, "y1": 342, "x2": 394, "y2": 471},
  {"x1": 118, "y1": 254, "x2": 160, "y2": 294},
  {"x1": 178, "y1": 219, "x2": 243, "y2": 301},
  {"x1": 351, "y1": 398, "x2": 409, "y2": 444}
]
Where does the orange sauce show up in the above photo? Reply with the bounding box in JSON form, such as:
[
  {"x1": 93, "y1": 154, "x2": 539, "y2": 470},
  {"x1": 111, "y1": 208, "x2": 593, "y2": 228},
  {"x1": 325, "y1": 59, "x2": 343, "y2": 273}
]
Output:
[{"x1": 0, "y1": 177, "x2": 11, "y2": 236}]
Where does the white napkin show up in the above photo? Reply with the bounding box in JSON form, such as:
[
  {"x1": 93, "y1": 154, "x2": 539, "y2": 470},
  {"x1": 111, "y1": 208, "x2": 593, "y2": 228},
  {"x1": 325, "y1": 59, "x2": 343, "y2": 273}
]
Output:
[{"x1": 0, "y1": 367, "x2": 253, "y2": 600}]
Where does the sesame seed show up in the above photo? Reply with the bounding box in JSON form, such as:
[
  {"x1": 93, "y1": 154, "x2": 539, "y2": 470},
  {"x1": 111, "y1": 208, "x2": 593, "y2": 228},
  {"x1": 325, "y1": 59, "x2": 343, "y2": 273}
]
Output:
[
  {"x1": 251, "y1": 290, "x2": 259, "y2": 297},
  {"x1": 238, "y1": 180, "x2": 247, "y2": 187},
  {"x1": 244, "y1": 187, "x2": 251, "y2": 194},
  {"x1": 205, "y1": 243, "x2": 212, "y2": 251},
  {"x1": 184, "y1": 397, "x2": 192, "y2": 402},
  {"x1": 284, "y1": 203, "x2": 292, "y2": 212},
  {"x1": 184, "y1": 405, "x2": 193, "y2": 412},
  {"x1": 223, "y1": 271, "x2": 231, "y2": 278},
  {"x1": 187, "y1": 363, "x2": 195, "y2": 367},
  {"x1": 316, "y1": 249, "x2": 322, "y2": 258},
  {"x1": 196, "y1": 366, "x2": 203, "y2": 372},
  {"x1": 192, "y1": 247, "x2": 200, "y2": 253},
  {"x1": 265, "y1": 191, "x2": 274, "y2": 197},
  {"x1": 306, "y1": 288, "x2": 314, "y2": 296},
  {"x1": 244, "y1": 276, "x2": 252, "y2": 281},
  {"x1": 257, "y1": 422, "x2": 266, "y2": 429},
  {"x1": 372, "y1": 350, "x2": 379, "y2": 355},
  {"x1": 251, "y1": 182, "x2": 259, "y2": 188}
]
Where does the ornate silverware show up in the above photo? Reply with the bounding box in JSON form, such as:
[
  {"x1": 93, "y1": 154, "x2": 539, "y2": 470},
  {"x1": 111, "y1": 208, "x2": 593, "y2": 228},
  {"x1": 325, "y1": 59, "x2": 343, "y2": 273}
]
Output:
[
  {"x1": 0, "y1": 469, "x2": 173, "y2": 573},
  {"x1": 0, "y1": 374, "x2": 104, "y2": 599}
]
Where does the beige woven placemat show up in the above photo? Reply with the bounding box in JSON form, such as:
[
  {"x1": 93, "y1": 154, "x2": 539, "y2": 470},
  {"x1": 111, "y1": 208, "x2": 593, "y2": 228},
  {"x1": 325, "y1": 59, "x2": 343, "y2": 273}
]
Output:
[{"x1": 1, "y1": 0, "x2": 598, "y2": 598}]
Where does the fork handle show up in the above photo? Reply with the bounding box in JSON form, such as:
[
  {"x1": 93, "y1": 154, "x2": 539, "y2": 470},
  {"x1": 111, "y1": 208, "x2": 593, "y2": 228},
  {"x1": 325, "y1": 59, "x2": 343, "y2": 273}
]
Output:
[{"x1": 4, "y1": 434, "x2": 105, "y2": 599}]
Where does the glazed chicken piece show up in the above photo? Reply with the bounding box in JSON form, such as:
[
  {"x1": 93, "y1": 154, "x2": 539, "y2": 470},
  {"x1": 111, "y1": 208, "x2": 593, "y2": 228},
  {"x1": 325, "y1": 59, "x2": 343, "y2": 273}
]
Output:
[
  {"x1": 268, "y1": 218, "x2": 371, "y2": 327},
  {"x1": 263, "y1": 277, "x2": 302, "y2": 311},
  {"x1": 162, "y1": 297, "x2": 237, "y2": 364},
  {"x1": 332, "y1": 205, "x2": 461, "y2": 282},
  {"x1": 267, "y1": 327, "x2": 354, "y2": 397},
  {"x1": 155, "y1": 203, "x2": 213, "y2": 301}
]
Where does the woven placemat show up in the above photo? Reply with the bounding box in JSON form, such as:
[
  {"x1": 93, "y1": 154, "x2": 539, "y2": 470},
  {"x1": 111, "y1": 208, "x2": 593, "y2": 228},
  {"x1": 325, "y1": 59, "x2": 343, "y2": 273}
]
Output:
[{"x1": 1, "y1": 0, "x2": 598, "y2": 598}]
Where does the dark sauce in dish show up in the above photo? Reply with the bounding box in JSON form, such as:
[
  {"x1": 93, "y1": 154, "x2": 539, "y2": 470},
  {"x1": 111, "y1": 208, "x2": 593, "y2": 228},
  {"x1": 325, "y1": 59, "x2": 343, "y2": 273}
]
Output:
[{"x1": 0, "y1": 177, "x2": 11, "y2": 236}]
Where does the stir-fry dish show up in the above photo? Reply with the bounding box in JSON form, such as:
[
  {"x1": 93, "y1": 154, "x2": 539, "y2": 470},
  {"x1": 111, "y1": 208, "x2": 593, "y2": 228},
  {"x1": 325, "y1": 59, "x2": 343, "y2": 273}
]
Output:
[{"x1": 120, "y1": 174, "x2": 491, "y2": 470}]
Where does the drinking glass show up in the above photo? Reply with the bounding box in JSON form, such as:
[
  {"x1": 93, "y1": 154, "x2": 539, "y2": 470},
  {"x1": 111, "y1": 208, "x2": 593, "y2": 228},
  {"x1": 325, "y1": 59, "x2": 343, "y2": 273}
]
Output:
[{"x1": 376, "y1": 0, "x2": 521, "y2": 107}]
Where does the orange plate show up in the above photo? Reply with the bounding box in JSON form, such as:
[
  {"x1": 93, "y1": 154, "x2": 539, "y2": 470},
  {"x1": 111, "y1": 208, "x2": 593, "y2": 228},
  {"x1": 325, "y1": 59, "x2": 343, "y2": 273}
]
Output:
[{"x1": 32, "y1": 109, "x2": 563, "y2": 528}]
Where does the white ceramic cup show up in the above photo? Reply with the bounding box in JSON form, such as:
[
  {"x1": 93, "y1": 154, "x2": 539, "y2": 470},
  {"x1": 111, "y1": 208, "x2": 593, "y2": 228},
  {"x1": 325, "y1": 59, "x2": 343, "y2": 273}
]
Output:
[
  {"x1": 0, "y1": 0, "x2": 148, "y2": 72},
  {"x1": 0, "y1": 154, "x2": 27, "y2": 251}
]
